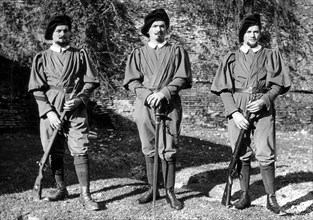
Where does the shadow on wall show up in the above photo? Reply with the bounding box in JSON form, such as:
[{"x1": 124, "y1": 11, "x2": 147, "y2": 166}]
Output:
[{"x1": 0, "y1": 55, "x2": 38, "y2": 133}]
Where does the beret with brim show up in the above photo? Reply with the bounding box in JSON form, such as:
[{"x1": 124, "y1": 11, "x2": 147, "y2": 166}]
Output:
[
  {"x1": 141, "y1": 8, "x2": 169, "y2": 37},
  {"x1": 238, "y1": 13, "x2": 261, "y2": 43},
  {"x1": 45, "y1": 15, "x2": 72, "y2": 40}
]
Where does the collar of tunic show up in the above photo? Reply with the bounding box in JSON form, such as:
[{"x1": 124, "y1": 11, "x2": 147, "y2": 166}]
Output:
[
  {"x1": 148, "y1": 41, "x2": 167, "y2": 49},
  {"x1": 240, "y1": 44, "x2": 262, "y2": 54},
  {"x1": 50, "y1": 45, "x2": 71, "y2": 53}
]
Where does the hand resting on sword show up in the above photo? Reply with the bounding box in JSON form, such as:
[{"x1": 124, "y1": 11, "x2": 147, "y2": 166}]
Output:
[{"x1": 146, "y1": 92, "x2": 166, "y2": 108}]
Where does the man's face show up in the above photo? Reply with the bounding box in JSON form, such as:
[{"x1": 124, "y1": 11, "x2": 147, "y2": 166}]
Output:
[
  {"x1": 52, "y1": 25, "x2": 70, "y2": 47},
  {"x1": 243, "y1": 25, "x2": 260, "y2": 48},
  {"x1": 148, "y1": 20, "x2": 167, "y2": 43}
]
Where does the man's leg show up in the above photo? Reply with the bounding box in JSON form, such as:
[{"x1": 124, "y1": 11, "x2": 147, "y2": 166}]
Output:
[
  {"x1": 260, "y1": 163, "x2": 285, "y2": 215},
  {"x1": 137, "y1": 156, "x2": 160, "y2": 204},
  {"x1": 46, "y1": 155, "x2": 68, "y2": 201},
  {"x1": 68, "y1": 112, "x2": 99, "y2": 211},
  {"x1": 40, "y1": 119, "x2": 68, "y2": 201},
  {"x1": 74, "y1": 154, "x2": 99, "y2": 211},
  {"x1": 135, "y1": 100, "x2": 161, "y2": 204},
  {"x1": 228, "y1": 119, "x2": 253, "y2": 209},
  {"x1": 233, "y1": 160, "x2": 251, "y2": 209},
  {"x1": 161, "y1": 159, "x2": 182, "y2": 210},
  {"x1": 255, "y1": 111, "x2": 285, "y2": 215}
]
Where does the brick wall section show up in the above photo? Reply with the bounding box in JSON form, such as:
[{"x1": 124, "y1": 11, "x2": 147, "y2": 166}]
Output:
[
  {"x1": 0, "y1": 56, "x2": 39, "y2": 133},
  {"x1": 0, "y1": 95, "x2": 38, "y2": 132},
  {"x1": 92, "y1": 82, "x2": 313, "y2": 133},
  {"x1": 1, "y1": 80, "x2": 313, "y2": 133}
]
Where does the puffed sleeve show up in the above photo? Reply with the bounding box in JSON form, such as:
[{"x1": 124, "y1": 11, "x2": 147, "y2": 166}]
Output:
[
  {"x1": 123, "y1": 48, "x2": 152, "y2": 101},
  {"x1": 211, "y1": 52, "x2": 238, "y2": 117},
  {"x1": 28, "y1": 53, "x2": 53, "y2": 118},
  {"x1": 211, "y1": 52, "x2": 236, "y2": 95},
  {"x1": 77, "y1": 49, "x2": 100, "y2": 105},
  {"x1": 265, "y1": 49, "x2": 291, "y2": 94},
  {"x1": 159, "y1": 46, "x2": 192, "y2": 102},
  {"x1": 28, "y1": 53, "x2": 48, "y2": 92}
]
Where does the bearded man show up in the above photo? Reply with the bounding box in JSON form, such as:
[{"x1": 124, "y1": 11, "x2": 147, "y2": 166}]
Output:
[
  {"x1": 29, "y1": 15, "x2": 100, "y2": 211},
  {"x1": 123, "y1": 8, "x2": 192, "y2": 210}
]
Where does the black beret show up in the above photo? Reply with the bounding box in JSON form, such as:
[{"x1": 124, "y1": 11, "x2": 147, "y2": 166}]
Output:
[
  {"x1": 238, "y1": 14, "x2": 262, "y2": 43},
  {"x1": 44, "y1": 15, "x2": 72, "y2": 40},
  {"x1": 141, "y1": 8, "x2": 169, "y2": 37}
]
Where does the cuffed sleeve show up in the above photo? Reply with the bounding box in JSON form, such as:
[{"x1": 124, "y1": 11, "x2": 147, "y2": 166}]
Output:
[
  {"x1": 220, "y1": 92, "x2": 239, "y2": 117},
  {"x1": 32, "y1": 90, "x2": 54, "y2": 118},
  {"x1": 261, "y1": 84, "x2": 282, "y2": 110},
  {"x1": 77, "y1": 50, "x2": 100, "y2": 105},
  {"x1": 160, "y1": 78, "x2": 190, "y2": 103}
]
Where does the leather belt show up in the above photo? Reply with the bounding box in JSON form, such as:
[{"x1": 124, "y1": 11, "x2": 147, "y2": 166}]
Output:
[
  {"x1": 49, "y1": 85, "x2": 73, "y2": 93},
  {"x1": 234, "y1": 87, "x2": 268, "y2": 94}
]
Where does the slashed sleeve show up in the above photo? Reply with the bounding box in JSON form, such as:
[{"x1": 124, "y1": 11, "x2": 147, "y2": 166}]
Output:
[
  {"x1": 28, "y1": 53, "x2": 53, "y2": 118},
  {"x1": 77, "y1": 49, "x2": 100, "y2": 105},
  {"x1": 123, "y1": 48, "x2": 152, "y2": 101},
  {"x1": 159, "y1": 46, "x2": 192, "y2": 102}
]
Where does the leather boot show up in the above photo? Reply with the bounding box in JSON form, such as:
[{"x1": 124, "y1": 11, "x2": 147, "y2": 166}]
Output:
[
  {"x1": 162, "y1": 160, "x2": 183, "y2": 210},
  {"x1": 260, "y1": 163, "x2": 275, "y2": 195},
  {"x1": 137, "y1": 156, "x2": 160, "y2": 204},
  {"x1": 234, "y1": 161, "x2": 251, "y2": 209},
  {"x1": 234, "y1": 191, "x2": 251, "y2": 209},
  {"x1": 74, "y1": 155, "x2": 99, "y2": 211},
  {"x1": 46, "y1": 156, "x2": 68, "y2": 201},
  {"x1": 267, "y1": 194, "x2": 286, "y2": 215},
  {"x1": 261, "y1": 164, "x2": 285, "y2": 215},
  {"x1": 137, "y1": 185, "x2": 160, "y2": 204},
  {"x1": 165, "y1": 187, "x2": 183, "y2": 210},
  {"x1": 80, "y1": 186, "x2": 99, "y2": 211},
  {"x1": 46, "y1": 182, "x2": 68, "y2": 201}
]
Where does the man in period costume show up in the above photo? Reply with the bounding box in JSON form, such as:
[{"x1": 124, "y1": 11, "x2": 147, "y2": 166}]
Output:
[
  {"x1": 28, "y1": 15, "x2": 100, "y2": 211},
  {"x1": 211, "y1": 14, "x2": 291, "y2": 215},
  {"x1": 123, "y1": 8, "x2": 192, "y2": 210}
]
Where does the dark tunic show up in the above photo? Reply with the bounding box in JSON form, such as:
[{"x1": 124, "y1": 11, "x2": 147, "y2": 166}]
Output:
[
  {"x1": 211, "y1": 46, "x2": 291, "y2": 165},
  {"x1": 28, "y1": 46, "x2": 99, "y2": 156},
  {"x1": 123, "y1": 42, "x2": 192, "y2": 161}
]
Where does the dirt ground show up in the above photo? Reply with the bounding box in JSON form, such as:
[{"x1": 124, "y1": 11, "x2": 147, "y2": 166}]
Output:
[{"x1": 0, "y1": 125, "x2": 312, "y2": 220}]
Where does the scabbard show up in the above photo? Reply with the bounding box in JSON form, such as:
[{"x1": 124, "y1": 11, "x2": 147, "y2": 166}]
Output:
[{"x1": 152, "y1": 108, "x2": 162, "y2": 208}]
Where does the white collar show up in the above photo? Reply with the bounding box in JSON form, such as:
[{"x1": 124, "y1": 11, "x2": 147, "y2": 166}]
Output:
[
  {"x1": 50, "y1": 45, "x2": 70, "y2": 53},
  {"x1": 148, "y1": 41, "x2": 167, "y2": 49},
  {"x1": 240, "y1": 44, "x2": 262, "y2": 54}
]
